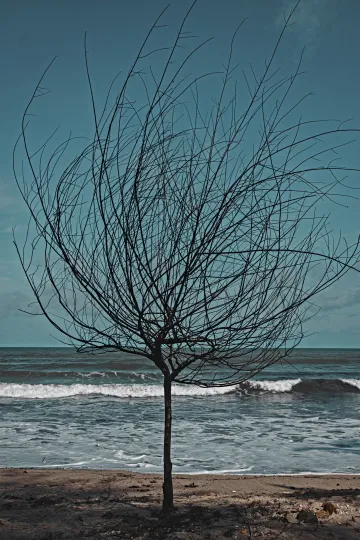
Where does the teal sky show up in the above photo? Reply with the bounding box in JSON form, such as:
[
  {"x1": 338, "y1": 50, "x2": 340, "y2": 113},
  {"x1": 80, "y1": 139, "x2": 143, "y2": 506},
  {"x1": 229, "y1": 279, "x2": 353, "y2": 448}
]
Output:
[{"x1": 0, "y1": 0, "x2": 360, "y2": 347}]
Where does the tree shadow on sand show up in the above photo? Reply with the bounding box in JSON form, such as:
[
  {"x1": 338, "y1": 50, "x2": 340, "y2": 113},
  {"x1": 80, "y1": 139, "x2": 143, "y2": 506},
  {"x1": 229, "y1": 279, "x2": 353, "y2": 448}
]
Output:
[
  {"x1": 273, "y1": 483, "x2": 360, "y2": 500},
  {"x1": 1, "y1": 471, "x2": 360, "y2": 539}
]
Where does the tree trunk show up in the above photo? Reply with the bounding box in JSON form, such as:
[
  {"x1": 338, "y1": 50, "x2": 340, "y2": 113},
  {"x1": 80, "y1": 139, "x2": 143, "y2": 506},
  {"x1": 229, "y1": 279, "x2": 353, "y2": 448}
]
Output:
[{"x1": 162, "y1": 376, "x2": 174, "y2": 511}]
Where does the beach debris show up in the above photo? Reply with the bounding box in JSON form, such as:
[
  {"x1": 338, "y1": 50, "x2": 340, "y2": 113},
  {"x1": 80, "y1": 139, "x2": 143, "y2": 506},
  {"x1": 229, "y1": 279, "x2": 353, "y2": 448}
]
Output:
[
  {"x1": 32, "y1": 495, "x2": 63, "y2": 507},
  {"x1": 323, "y1": 501, "x2": 337, "y2": 514},
  {"x1": 316, "y1": 510, "x2": 330, "y2": 520},
  {"x1": 297, "y1": 509, "x2": 318, "y2": 524}
]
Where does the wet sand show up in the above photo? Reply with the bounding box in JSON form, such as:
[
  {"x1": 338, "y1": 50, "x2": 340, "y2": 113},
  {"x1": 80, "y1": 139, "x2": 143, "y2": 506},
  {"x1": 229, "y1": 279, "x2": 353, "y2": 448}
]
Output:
[{"x1": 1, "y1": 468, "x2": 360, "y2": 539}]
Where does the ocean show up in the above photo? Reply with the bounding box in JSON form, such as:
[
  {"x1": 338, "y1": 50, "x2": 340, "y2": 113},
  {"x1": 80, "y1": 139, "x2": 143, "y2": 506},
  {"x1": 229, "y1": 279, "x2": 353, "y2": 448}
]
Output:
[{"x1": 0, "y1": 348, "x2": 359, "y2": 475}]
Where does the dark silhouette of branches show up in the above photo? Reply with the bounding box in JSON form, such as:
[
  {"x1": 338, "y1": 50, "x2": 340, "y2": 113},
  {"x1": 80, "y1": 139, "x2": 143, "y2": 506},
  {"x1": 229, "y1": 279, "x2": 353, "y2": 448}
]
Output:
[{"x1": 13, "y1": 0, "x2": 360, "y2": 511}]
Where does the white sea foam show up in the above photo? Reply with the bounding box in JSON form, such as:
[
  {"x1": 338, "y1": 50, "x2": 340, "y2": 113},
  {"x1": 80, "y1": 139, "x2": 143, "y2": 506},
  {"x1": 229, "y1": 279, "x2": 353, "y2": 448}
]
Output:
[
  {"x1": 246, "y1": 379, "x2": 301, "y2": 392},
  {"x1": 185, "y1": 471, "x2": 360, "y2": 476},
  {"x1": 340, "y1": 378, "x2": 360, "y2": 390},
  {"x1": 1, "y1": 377, "x2": 358, "y2": 400},
  {"x1": 0, "y1": 382, "x2": 237, "y2": 399},
  {"x1": 116, "y1": 450, "x2": 149, "y2": 462},
  {"x1": 187, "y1": 466, "x2": 254, "y2": 475},
  {"x1": 36, "y1": 459, "x2": 98, "y2": 468},
  {"x1": 80, "y1": 372, "x2": 106, "y2": 378},
  {"x1": 114, "y1": 450, "x2": 161, "y2": 469}
]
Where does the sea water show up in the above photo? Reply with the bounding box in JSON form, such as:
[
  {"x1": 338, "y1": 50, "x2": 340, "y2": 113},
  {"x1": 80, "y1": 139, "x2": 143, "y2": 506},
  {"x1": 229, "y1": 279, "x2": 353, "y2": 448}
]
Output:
[{"x1": 0, "y1": 348, "x2": 359, "y2": 474}]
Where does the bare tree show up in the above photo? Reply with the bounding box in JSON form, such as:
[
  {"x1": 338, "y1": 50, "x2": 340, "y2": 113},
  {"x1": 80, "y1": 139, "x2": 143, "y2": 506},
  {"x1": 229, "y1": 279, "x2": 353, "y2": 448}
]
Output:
[{"x1": 13, "y1": 0, "x2": 360, "y2": 511}]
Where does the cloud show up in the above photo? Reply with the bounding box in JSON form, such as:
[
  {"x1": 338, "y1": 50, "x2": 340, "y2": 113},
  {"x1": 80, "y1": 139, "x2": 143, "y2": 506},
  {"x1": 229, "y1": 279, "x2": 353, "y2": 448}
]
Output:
[
  {"x1": 2, "y1": 225, "x2": 27, "y2": 234},
  {"x1": 0, "y1": 181, "x2": 23, "y2": 218},
  {"x1": 0, "y1": 192, "x2": 17, "y2": 211},
  {"x1": 303, "y1": 289, "x2": 360, "y2": 338},
  {"x1": 275, "y1": 0, "x2": 332, "y2": 52},
  {"x1": 0, "y1": 290, "x2": 35, "y2": 319},
  {"x1": 319, "y1": 289, "x2": 360, "y2": 312}
]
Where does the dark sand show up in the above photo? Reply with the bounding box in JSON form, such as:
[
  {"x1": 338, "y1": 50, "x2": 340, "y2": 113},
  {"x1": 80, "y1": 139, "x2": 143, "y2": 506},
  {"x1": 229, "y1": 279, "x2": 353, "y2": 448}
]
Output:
[{"x1": 1, "y1": 469, "x2": 360, "y2": 539}]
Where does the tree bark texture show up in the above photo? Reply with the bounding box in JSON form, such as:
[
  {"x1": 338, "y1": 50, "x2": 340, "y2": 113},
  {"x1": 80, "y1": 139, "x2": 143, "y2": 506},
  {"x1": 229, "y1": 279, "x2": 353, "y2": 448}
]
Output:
[{"x1": 162, "y1": 376, "x2": 174, "y2": 511}]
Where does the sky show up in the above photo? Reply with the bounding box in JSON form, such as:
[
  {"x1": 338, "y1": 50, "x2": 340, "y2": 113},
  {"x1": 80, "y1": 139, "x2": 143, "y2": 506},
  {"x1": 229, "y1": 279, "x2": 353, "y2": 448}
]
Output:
[{"x1": 0, "y1": 0, "x2": 360, "y2": 347}]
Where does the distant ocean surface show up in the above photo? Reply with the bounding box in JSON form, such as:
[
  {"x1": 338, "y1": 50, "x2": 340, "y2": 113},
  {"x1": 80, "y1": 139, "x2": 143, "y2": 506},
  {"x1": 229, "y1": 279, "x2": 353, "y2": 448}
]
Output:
[{"x1": 0, "y1": 348, "x2": 359, "y2": 475}]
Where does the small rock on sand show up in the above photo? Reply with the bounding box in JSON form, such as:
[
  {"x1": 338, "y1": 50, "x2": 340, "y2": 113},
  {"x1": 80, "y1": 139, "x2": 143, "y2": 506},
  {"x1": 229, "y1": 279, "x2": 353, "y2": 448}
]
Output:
[
  {"x1": 283, "y1": 512, "x2": 297, "y2": 524},
  {"x1": 297, "y1": 509, "x2": 318, "y2": 524}
]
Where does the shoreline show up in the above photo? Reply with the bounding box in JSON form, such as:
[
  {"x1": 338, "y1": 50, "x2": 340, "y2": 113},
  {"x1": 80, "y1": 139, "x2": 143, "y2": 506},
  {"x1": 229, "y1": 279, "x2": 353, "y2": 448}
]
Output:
[
  {"x1": 2, "y1": 466, "x2": 360, "y2": 476},
  {"x1": 1, "y1": 469, "x2": 360, "y2": 539}
]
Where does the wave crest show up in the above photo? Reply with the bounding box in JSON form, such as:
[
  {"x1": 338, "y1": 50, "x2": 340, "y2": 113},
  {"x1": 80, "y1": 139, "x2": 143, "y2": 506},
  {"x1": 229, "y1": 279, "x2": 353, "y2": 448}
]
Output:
[
  {"x1": 0, "y1": 382, "x2": 237, "y2": 399},
  {"x1": 1, "y1": 378, "x2": 359, "y2": 399},
  {"x1": 239, "y1": 379, "x2": 301, "y2": 393},
  {"x1": 239, "y1": 378, "x2": 360, "y2": 394}
]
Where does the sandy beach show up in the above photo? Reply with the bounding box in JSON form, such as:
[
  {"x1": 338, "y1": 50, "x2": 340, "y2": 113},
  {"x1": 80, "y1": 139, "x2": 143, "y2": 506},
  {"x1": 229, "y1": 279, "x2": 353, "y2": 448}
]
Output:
[{"x1": 1, "y1": 469, "x2": 360, "y2": 539}]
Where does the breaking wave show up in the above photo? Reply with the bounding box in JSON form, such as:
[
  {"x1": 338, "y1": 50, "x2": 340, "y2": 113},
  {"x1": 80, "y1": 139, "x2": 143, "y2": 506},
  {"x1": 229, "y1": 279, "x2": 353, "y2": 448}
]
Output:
[
  {"x1": 238, "y1": 378, "x2": 360, "y2": 394},
  {"x1": 0, "y1": 382, "x2": 237, "y2": 399},
  {"x1": 239, "y1": 379, "x2": 301, "y2": 393},
  {"x1": 0, "y1": 378, "x2": 359, "y2": 399}
]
